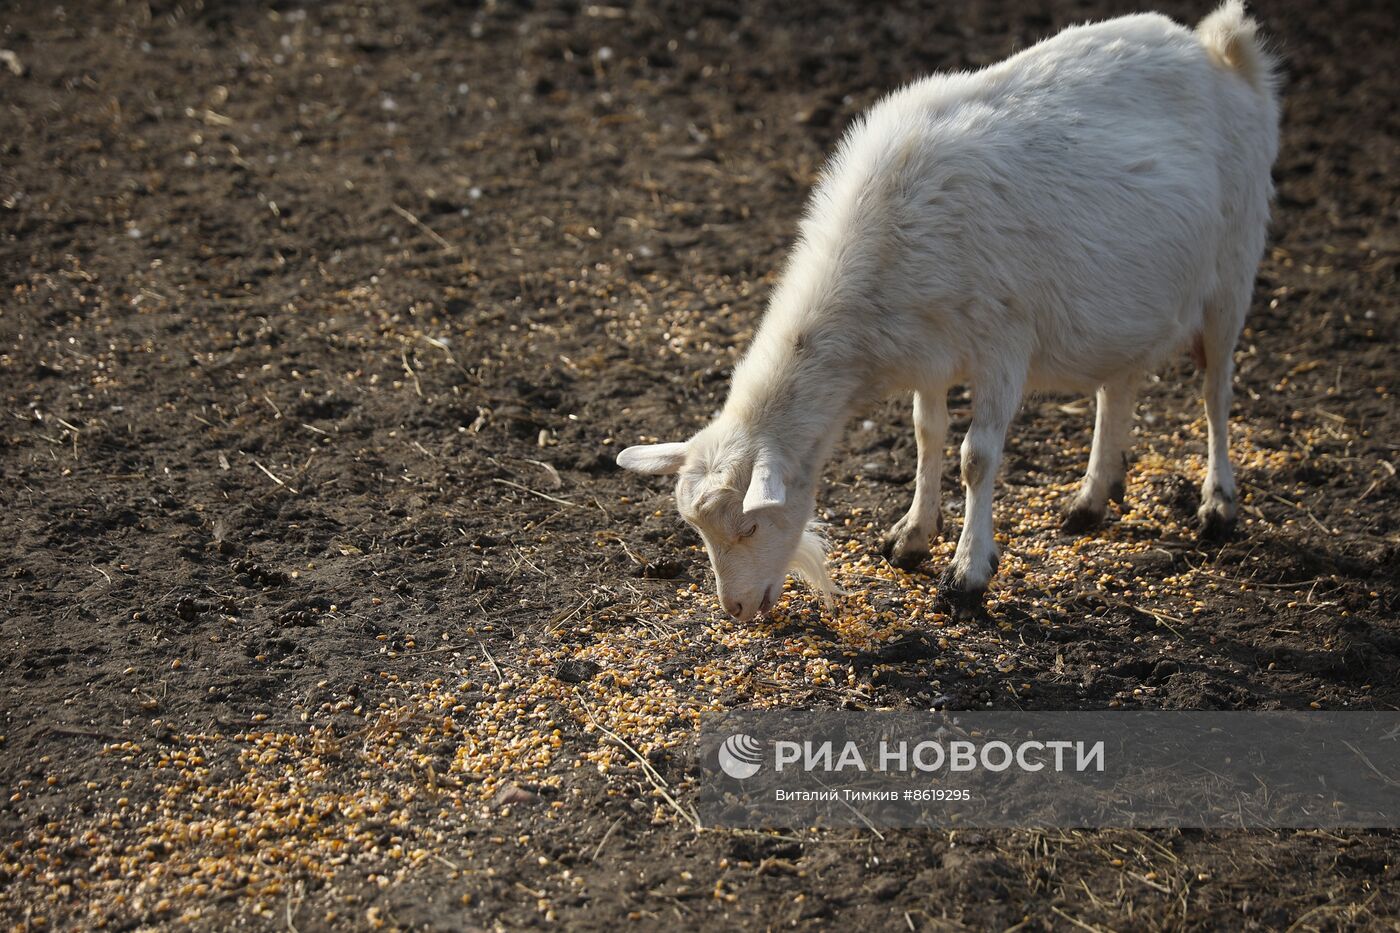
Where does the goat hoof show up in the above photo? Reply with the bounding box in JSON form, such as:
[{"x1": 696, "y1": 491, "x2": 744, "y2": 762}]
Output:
[
  {"x1": 881, "y1": 540, "x2": 929, "y2": 572},
  {"x1": 880, "y1": 525, "x2": 930, "y2": 571},
  {"x1": 1197, "y1": 504, "x2": 1236, "y2": 542},
  {"x1": 1060, "y1": 504, "x2": 1104, "y2": 535},
  {"x1": 892, "y1": 549, "x2": 930, "y2": 572},
  {"x1": 937, "y1": 570, "x2": 986, "y2": 621},
  {"x1": 1197, "y1": 486, "x2": 1237, "y2": 542}
]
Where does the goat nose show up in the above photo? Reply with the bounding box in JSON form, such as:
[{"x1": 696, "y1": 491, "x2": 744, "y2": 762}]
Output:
[{"x1": 724, "y1": 599, "x2": 744, "y2": 619}]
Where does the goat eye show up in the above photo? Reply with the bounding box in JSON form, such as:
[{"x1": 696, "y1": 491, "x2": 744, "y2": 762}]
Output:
[{"x1": 739, "y1": 523, "x2": 758, "y2": 539}]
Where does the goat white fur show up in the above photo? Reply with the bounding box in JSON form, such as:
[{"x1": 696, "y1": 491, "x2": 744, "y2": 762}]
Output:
[{"x1": 619, "y1": 3, "x2": 1280, "y2": 622}]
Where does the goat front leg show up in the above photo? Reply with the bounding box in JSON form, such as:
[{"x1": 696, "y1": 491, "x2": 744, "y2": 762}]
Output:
[
  {"x1": 941, "y1": 373, "x2": 1023, "y2": 619},
  {"x1": 1062, "y1": 372, "x2": 1139, "y2": 533},
  {"x1": 881, "y1": 389, "x2": 949, "y2": 570}
]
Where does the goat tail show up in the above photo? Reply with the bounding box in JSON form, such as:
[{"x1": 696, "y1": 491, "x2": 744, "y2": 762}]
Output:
[{"x1": 1196, "y1": 1, "x2": 1279, "y2": 96}]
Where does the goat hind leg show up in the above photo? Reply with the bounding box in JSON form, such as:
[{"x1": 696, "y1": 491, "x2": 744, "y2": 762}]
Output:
[
  {"x1": 1198, "y1": 312, "x2": 1243, "y2": 539},
  {"x1": 1062, "y1": 373, "x2": 1139, "y2": 533},
  {"x1": 881, "y1": 390, "x2": 949, "y2": 570},
  {"x1": 941, "y1": 373, "x2": 1023, "y2": 619}
]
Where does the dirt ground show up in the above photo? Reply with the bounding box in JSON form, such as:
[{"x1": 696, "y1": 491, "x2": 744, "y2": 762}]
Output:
[{"x1": 1, "y1": 0, "x2": 1397, "y2": 929}]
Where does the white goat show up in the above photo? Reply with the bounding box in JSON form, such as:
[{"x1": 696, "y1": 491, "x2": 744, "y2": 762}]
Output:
[{"x1": 619, "y1": 3, "x2": 1280, "y2": 621}]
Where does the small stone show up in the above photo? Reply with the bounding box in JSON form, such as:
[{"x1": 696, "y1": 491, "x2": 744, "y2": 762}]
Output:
[{"x1": 492, "y1": 783, "x2": 539, "y2": 806}]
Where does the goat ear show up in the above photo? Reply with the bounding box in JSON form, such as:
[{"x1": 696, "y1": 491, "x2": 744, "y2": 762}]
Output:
[
  {"x1": 743, "y1": 456, "x2": 786, "y2": 513},
  {"x1": 616, "y1": 442, "x2": 688, "y2": 476}
]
